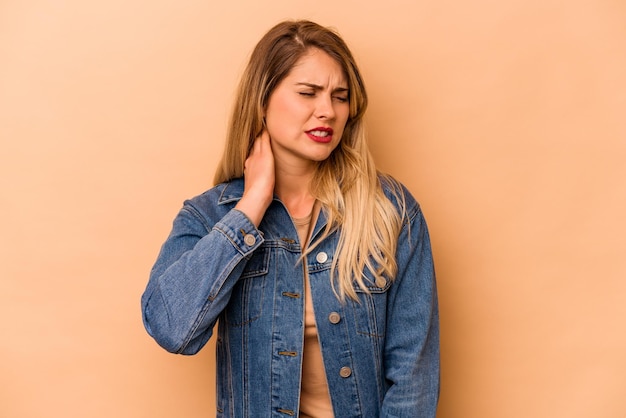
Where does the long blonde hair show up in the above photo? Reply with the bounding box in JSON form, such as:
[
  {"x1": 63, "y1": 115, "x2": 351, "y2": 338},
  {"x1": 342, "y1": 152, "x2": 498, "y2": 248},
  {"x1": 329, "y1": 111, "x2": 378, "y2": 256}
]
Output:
[{"x1": 214, "y1": 20, "x2": 404, "y2": 300}]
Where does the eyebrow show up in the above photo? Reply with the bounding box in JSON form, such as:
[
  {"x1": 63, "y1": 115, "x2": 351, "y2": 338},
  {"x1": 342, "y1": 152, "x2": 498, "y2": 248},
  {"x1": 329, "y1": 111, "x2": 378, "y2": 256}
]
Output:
[{"x1": 295, "y1": 82, "x2": 349, "y2": 93}]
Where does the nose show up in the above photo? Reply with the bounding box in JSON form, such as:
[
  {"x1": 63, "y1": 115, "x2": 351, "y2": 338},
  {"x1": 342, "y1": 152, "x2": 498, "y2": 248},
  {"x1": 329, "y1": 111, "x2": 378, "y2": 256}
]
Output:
[{"x1": 315, "y1": 94, "x2": 336, "y2": 120}]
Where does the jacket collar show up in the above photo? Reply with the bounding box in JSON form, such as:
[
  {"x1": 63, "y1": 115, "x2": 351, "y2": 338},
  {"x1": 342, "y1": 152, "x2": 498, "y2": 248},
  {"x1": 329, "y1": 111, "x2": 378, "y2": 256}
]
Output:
[
  {"x1": 217, "y1": 178, "x2": 330, "y2": 239},
  {"x1": 217, "y1": 178, "x2": 246, "y2": 205}
]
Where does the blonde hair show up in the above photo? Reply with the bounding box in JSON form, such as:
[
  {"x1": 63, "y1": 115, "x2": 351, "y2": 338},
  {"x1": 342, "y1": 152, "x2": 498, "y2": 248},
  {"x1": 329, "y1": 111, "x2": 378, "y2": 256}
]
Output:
[{"x1": 214, "y1": 20, "x2": 404, "y2": 300}]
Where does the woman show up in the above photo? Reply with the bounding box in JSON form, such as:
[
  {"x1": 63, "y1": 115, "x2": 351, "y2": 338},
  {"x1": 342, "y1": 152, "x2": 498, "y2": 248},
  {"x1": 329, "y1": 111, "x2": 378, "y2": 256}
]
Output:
[{"x1": 141, "y1": 20, "x2": 439, "y2": 417}]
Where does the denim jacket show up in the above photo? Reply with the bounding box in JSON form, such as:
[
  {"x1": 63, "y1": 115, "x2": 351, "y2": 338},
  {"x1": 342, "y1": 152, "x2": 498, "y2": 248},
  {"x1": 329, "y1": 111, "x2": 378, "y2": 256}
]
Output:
[{"x1": 141, "y1": 177, "x2": 439, "y2": 417}]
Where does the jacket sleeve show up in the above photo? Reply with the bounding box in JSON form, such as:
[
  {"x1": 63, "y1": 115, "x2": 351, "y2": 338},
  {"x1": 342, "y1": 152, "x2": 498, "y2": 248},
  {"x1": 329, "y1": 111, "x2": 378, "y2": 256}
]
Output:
[
  {"x1": 141, "y1": 203, "x2": 263, "y2": 355},
  {"x1": 380, "y1": 195, "x2": 440, "y2": 417}
]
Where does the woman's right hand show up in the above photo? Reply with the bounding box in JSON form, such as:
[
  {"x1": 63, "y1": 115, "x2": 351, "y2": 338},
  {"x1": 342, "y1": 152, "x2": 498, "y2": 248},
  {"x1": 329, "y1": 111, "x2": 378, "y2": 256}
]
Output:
[{"x1": 235, "y1": 130, "x2": 275, "y2": 227}]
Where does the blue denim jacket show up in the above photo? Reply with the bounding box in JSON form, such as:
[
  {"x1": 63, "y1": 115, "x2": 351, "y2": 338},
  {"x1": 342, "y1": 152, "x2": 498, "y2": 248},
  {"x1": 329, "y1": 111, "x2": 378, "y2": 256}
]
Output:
[{"x1": 141, "y1": 177, "x2": 439, "y2": 417}]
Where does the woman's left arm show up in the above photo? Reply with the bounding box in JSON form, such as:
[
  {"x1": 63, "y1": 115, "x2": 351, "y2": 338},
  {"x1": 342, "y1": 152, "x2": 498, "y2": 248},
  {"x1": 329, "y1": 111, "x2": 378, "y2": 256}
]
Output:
[{"x1": 381, "y1": 199, "x2": 440, "y2": 418}]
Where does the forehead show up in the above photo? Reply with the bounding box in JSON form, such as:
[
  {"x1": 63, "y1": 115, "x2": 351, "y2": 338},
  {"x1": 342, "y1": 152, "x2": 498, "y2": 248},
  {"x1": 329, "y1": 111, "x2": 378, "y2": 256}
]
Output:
[{"x1": 286, "y1": 48, "x2": 347, "y2": 86}]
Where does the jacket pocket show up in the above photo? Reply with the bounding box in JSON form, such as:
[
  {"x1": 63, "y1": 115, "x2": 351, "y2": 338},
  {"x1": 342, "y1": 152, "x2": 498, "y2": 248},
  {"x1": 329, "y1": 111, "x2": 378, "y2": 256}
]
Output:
[
  {"x1": 224, "y1": 245, "x2": 270, "y2": 326},
  {"x1": 352, "y1": 273, "x2": 391, "y2": 338}
]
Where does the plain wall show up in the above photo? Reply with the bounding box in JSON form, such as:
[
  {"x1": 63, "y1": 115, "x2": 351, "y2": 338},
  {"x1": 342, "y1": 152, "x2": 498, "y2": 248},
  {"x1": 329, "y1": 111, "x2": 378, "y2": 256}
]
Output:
[{"x1": 1, "y1": 0, "x2": 625, "y2": 417}]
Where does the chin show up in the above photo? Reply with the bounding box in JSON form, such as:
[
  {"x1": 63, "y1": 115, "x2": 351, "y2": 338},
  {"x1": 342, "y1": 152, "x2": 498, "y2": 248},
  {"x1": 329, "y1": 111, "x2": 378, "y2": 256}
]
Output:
[{"x1": 307, "y1": 150, "x2": 335, "y2": 162}]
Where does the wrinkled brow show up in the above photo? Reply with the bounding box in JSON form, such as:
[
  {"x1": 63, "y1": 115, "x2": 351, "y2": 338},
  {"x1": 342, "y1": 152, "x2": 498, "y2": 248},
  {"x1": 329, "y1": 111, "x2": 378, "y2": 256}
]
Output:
[{"x1": 295, "y1": 82, "x2": 349, "y2": 93}]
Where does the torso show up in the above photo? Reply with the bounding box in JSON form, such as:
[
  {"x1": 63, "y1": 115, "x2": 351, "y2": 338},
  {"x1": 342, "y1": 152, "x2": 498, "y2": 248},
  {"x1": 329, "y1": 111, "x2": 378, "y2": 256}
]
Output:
[{"x1": 293, "y1": 205, "x2": 334, "y2": 418}]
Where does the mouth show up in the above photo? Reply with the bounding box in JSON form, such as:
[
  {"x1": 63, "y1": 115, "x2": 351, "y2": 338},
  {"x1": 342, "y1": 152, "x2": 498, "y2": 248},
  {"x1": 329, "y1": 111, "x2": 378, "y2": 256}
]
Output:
[{"x1": 306, "y1": 127, "x2": 334, "y2": 143}]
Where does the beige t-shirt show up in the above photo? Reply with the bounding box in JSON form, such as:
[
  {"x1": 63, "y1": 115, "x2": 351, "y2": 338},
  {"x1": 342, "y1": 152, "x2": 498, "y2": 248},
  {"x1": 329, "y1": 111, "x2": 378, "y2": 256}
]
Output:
[{"x1": 293, "y1": 207, "x2": 334, "y2": 418}]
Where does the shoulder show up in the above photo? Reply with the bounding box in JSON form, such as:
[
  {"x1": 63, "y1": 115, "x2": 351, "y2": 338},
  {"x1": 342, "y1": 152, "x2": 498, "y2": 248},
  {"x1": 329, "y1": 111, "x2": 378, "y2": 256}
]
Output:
[
  {"x1": 377, "y1": 173, "x2": 421, "y2": 221},
  {"x1": 185, "y1": 178, "x2": 243, "y2": 204},
  {"x1": 181, "y1": 178, "x2": 245, "y2": 219}
]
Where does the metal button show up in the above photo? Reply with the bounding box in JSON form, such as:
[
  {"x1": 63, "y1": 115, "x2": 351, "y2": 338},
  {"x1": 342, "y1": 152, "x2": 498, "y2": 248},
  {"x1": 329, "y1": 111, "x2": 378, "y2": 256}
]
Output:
[
  {"x1": 339, "y1": 366, "x2": 352, "y2": 378},
  {"x1": 328, "y1": 312, "x2": 341, "y2": 324},
  {"x1": 315, "y1": 251, "x2": 328, "y2": 263},
  {"x1": 244, "y1": 234, "x2": 256, "y2": 246}
]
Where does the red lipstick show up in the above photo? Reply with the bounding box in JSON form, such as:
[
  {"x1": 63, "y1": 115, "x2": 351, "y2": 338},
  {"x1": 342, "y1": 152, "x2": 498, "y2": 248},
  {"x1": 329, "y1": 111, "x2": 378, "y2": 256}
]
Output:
[{"x1": 306, "y1": 127, "x2": 334, "y2": 143}]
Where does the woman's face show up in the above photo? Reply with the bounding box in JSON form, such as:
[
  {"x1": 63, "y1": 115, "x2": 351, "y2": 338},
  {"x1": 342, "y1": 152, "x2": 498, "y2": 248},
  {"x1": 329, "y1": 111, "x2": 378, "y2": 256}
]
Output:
[{"x1": 264, "y1": 48, "x2": 350, "y2": 168}]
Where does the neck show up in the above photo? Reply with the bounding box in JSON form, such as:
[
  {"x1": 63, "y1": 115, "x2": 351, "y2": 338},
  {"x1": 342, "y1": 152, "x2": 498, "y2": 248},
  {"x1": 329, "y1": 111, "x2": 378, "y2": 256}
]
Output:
[{"x1": 274, "y1": 161, "x2": 317, "y2": 219}]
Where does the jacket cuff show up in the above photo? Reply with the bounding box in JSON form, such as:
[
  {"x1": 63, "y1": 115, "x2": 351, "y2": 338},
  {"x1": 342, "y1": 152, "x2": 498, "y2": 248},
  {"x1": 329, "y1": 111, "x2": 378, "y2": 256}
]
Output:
[{"x1": 213, "y1": 209, "x2": 264, "y2": 256}]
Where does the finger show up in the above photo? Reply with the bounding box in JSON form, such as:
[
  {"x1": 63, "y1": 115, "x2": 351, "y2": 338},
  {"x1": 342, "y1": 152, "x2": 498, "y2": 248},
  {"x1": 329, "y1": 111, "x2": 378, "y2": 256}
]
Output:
[
  {"x1": 248, "y1": 137, "x2": 261, "y2": 159},
  {"x1": 257, "y1": 130, "x2": 269, "y2": 148},
  {"x1": 258, "y1": 130, "x2": 273, "y2": 154}
]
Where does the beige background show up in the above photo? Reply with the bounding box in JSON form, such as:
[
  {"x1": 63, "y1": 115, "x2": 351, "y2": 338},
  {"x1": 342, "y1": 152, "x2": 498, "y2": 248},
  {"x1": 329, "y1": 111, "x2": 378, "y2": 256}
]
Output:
[{"x1": 1, "y1": 0, "x2": 625, "y2": 417}]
